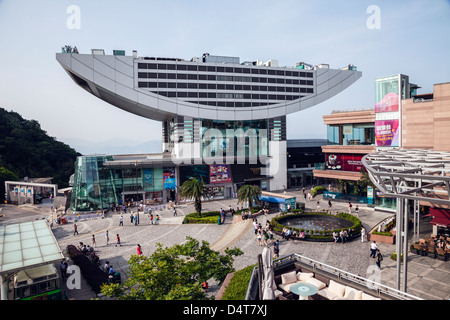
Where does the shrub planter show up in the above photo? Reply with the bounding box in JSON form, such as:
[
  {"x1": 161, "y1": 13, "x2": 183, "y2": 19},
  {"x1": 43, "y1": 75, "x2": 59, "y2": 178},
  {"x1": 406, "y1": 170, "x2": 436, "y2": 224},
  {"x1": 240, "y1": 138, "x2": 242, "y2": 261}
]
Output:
[
  {"x1": 367, "y1": 230, "x2": 396, "y2": 244},
  {"x1": 271, "y1": 211, "x2": 362, "y2": 242}
]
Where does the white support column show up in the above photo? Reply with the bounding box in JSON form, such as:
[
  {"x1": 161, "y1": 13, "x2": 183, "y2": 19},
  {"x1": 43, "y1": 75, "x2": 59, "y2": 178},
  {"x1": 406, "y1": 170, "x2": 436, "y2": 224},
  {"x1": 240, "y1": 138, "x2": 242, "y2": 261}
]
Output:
[
  {"x1": 402, "y1": 198, "x2": 409, "y2": 293},
  {"x1": 1, "y1": 274, "x2": 8, "y2": 300},
  {"x1": 395, "y1": 198, "x2": 403, "y2": 290}
]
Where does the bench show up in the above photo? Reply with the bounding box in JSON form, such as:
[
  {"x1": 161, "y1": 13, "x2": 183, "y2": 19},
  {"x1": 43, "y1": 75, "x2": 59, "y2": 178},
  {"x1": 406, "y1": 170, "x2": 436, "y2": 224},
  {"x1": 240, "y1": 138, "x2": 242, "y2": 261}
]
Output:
[{"x1": 276, "y1": 269, "x2": 381, "y2": 300}]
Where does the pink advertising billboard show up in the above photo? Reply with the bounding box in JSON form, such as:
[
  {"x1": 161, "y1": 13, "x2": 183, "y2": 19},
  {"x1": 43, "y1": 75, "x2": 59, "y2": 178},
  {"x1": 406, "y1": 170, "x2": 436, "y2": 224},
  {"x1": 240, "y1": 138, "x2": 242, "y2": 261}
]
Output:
[
  {"x1": 374, "y1": 92, "x2": 399, "y2": 113},
  {"x1": 375, "y1": 119, "x2": 400, "y2": 147}
]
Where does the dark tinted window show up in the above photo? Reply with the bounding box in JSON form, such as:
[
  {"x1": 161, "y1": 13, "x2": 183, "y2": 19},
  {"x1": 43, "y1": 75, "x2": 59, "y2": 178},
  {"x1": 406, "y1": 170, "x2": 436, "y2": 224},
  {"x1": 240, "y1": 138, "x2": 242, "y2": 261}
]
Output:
[
  {"x1": 177, "y1": 64, "x2": 187, "y2": 70},
  {"x1": 158, "y1": 64, "x2": 167, "y2": 70},
  {"x1": 188, "y1": 65, "x2": 197, "y2": 71}
]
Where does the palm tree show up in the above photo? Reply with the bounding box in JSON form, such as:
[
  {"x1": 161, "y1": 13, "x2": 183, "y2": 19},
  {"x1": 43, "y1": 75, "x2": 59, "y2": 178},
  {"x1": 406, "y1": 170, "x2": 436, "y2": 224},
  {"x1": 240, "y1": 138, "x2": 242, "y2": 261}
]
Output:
[
  {"x1": 180, "y1": 177, "x2": 208, "y2": 213},
  {"x1": 237, "y1": 184, "x2": 261, "y2": 209}
]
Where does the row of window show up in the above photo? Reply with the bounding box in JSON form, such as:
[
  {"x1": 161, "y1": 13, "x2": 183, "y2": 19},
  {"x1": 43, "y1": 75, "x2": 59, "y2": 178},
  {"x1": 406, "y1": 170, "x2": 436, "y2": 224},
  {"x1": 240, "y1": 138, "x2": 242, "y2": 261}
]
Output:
[
  {"x1": 137, "y1": 62, "x2": 314, "y2": 78},
  {"x1": 152, "y1": 91, "x2": 304, "y2": 101},
  {"x1": 190, "y1": 101, "x2": 276, "y2": 107},
  {"x1": 138, "y1": 72, "x2": 314, "y2": 85},
  {"x1": 137, "y1": 82, "x2": 314, "y2": 93}
]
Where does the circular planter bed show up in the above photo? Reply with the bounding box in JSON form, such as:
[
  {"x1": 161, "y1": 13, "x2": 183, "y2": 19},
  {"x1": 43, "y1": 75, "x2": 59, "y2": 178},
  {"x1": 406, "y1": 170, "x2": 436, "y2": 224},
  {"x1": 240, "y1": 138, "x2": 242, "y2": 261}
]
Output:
[{"x1": 271, "y1": 211, "x2": 362, "y2": 242}]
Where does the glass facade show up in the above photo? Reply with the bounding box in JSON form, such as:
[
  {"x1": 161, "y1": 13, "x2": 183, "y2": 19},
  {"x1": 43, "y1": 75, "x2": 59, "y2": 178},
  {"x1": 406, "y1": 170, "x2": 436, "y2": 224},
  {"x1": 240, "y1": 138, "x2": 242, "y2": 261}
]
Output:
[
  {"x1": 200, "y1": 119, "x2": 269, "y2": 158},
  {"x1": 70, "y1": 155, "x2": 169, "y2": 212},
  {"x1": 327, "y1": 123, "x2": 375, "y2": 146}
]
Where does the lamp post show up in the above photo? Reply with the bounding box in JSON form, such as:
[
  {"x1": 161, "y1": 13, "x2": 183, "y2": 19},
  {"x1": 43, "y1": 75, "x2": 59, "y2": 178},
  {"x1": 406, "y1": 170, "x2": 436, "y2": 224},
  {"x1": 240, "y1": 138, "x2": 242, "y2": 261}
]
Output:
[{"x1": 135, "y1": 160, "x2": 139, "y2": 224}]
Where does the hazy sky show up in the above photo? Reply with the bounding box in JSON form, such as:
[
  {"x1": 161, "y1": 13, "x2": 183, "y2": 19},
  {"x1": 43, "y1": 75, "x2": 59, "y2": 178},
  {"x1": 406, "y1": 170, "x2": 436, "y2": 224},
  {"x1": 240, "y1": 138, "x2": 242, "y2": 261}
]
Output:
[{"x1": 0, "y1": 0, "x2": 449, "y2": 151}]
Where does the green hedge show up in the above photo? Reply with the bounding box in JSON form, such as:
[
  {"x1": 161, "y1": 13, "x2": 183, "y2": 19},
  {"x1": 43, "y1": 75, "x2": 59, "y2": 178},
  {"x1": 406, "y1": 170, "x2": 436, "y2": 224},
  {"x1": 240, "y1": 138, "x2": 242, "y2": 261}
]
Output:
[
  {"x1": 311, "y1": 186, "x2": 327, "y2": 197},
  {"x1": 270, "y1": 211, "x2": 362, "y2": 240},
  {"x1": 182, "y1": 211, "x2": 220, "y2": 224},
  {"x1": 220, "y1": 264, "x2": 256, "y2": 300}
]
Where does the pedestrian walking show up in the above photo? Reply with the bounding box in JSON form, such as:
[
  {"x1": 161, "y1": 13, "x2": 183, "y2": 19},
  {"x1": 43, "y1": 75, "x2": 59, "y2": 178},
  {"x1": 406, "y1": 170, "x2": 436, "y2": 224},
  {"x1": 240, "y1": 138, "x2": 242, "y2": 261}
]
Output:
[
  {"x1": 60, "y1": 259, "x2": 68, "y2": 280},
  {"x1": 316, "y1": 201, "x2": 320, "y2": 211},
  {"x1": 92, "y1": 234, "x2": 96, "y2": 248},
  {"x1": 376, "y1": 249, "x2": 383, "y2": 269},
  {"x1": 134, "y1": 214, "x2": 138, "y2": 226},
  {"x1": 105, "y1": 230, "x2": 110, "y2": 245},
  {"x1": 361, "y1": 227, "x2": 366, "y2": 243},
  {"x1": 355, "y1": 205, "x2": 359, "y2": 217},
  {"x1": 173, "y1": 208, "x2": 177, "y2": 216},
  {"x1": 307, "y1": 192, "x2": 311, "y2": 201},
  {"x1": 273, "y1": 240, "x2": 280, "y2": 258},
  {"x1": 137, "y1": 244, "x2": 143, "y2": 256},
  {"x1": 370, "y1": 241, "x2": 378, "y2": 258},
  {"x1": 115, "y1": 234, "x2": 122, "y2": 247},
  {"x1": 73, "y1": 223, "x2": 79, "y2": 236},
  {"x1": 155, "y1": 214, "x2": 159, "y2": 224},
  {"x1": 119, "y1": 215, "x2": 123, "y2": 226},
  {"x1": 150, "y1": 213, "x2": 154, "y2": 224},
  {"x1": 130, "y1": 213, "x2": 134, "y2": 224},
  {"x1": 348, "y1": 202, "x2": 352, "y2": 214}
]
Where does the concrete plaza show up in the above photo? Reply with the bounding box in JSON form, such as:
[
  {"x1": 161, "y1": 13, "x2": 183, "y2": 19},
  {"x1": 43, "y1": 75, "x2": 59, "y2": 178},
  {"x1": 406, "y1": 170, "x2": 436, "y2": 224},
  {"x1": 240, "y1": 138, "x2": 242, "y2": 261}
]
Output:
[{"x1": 1, "y1": 189, "x2": 449, "y2": 300}]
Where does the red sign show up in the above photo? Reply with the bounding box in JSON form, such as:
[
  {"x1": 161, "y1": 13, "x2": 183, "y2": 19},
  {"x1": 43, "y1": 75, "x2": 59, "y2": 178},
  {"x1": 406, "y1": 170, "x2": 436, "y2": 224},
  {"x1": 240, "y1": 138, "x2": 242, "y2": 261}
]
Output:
[{"x1": 325, "y1": 153, "x2": 363, "y2": 172}]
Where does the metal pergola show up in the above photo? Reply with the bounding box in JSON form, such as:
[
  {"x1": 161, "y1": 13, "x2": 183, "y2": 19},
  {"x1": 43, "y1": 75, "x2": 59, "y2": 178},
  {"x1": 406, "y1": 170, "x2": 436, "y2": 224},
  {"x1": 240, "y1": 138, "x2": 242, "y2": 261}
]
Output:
[{"x1": 362, "y1": 149, "x2": 450, "y2": 293}]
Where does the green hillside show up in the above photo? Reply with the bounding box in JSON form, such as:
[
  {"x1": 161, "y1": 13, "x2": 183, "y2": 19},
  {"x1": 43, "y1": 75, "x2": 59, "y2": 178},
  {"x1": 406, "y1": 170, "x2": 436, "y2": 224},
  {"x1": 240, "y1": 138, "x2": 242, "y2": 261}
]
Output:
[{"x1": 0, "y1": 107, "x2": 80, "y2": 200}]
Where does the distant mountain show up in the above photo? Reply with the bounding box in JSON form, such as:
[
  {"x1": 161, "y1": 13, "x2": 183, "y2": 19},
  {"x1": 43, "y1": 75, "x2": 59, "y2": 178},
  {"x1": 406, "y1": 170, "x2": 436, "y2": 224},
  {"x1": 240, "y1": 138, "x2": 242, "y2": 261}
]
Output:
[
  {"x1": 0, "y1": 107, "x2": 80, "y2": 192},
  {"x1": 60, "y1": 138, "x2": 163, "y2": 155}
]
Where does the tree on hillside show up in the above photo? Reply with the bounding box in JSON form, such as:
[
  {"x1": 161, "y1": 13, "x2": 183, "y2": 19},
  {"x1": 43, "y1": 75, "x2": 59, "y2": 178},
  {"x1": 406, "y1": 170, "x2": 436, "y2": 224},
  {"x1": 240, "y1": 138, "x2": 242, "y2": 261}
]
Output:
[
  {"x1": 0, "y1": 107, "x2": 80, "y2": 188},
  {"x1": 237, "y1": 184, "x2": 261, "y2": 209},
  {"x1": 0, "y1": 166, "x2": 19, "y2": 202},
  {"x1": 100, "y1": 237, "x2": 243, "y2": 300},
  {"x1": 180, "y1": 177, "x2": 209, "y2": 213}
]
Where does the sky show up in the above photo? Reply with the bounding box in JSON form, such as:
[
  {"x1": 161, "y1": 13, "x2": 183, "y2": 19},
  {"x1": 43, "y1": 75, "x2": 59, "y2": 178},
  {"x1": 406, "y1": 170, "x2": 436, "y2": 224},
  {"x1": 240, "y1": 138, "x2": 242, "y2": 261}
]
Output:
[{"x1": 0, "y1": 0, "x2": 449, "y2": 154}]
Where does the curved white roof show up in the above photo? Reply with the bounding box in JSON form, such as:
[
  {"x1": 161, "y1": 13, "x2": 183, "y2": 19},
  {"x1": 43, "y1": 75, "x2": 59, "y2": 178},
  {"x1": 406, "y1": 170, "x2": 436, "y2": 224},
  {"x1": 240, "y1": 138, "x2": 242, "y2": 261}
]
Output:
[{"x1": 56, "y1": 52, "x2": 361, "y2": 121}]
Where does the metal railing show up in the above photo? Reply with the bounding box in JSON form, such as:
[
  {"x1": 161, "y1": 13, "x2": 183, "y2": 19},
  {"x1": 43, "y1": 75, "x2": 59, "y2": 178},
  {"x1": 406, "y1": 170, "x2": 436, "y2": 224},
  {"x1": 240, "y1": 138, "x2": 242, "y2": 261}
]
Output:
[{"x1": 245, "y1": 253, "x2": 422, "y2": 300}]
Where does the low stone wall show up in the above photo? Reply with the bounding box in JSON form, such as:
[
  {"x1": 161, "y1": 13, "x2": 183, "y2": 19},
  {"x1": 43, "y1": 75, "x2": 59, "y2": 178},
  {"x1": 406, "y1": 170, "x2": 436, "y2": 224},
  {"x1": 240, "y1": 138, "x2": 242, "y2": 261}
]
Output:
[
  {"x1": 215, "y1": 271, "x2": 235, "y2": 300},
  {"x1": 367, "y1": 230, "x2": 396, "y2": 244}
]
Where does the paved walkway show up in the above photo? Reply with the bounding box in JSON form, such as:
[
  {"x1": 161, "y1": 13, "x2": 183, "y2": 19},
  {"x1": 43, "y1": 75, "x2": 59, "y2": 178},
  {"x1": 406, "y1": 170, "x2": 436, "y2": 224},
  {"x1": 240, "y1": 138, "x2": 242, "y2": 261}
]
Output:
[{"x1": 2, "y1": 190, "x2": 449, "y2": 300}]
